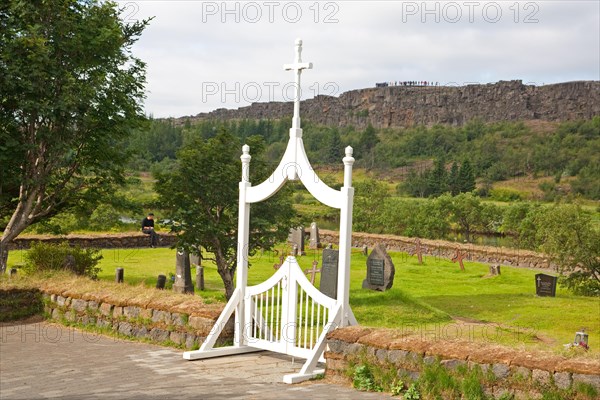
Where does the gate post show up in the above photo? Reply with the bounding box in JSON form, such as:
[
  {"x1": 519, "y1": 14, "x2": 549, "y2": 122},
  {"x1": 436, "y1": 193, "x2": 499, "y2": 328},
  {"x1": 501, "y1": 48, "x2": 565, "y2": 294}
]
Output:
[{"x1": 236, "y1": 144, "x2": 252, "y2": 347}]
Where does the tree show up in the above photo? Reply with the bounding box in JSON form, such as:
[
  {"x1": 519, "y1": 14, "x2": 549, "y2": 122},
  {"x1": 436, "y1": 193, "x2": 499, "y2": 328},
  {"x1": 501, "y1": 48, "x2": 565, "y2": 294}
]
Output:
[
  {"x1": 0, "y1": 1, "x2": 149, "y2": 273},
  {"x1": 458, "y1": 159, "x2": 476, "y2": 193},
  {"x1": 155, "y1": 132, "x2": 295, "y2": 300},
  {"x1": 445, "y1": 193, "x2": 486, "y2": 242},
  {"x1": 325, "y1": 129, "x2": 343, "y2": 164},
  {"x1": 448, "y1": 161, "x2": 460, "y2": 196},
  {"x1": 353, "y1": 179, "x2": 390, "y2": 233},
  {"x1": 358, "y1": 124, "x2": 379, "y2": 169},
  {"x1": 535, "y1": 205, "x2": 600, "y2": 296},
  {"x1": 427, "y1": 158, "x2": 448, "y2": 197}
]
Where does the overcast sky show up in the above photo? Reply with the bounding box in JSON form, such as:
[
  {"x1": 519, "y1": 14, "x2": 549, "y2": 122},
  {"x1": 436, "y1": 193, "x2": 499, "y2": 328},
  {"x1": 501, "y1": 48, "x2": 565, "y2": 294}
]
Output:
[{"x1": 117, "y1": 1, "x2": 600, "y2": 118}]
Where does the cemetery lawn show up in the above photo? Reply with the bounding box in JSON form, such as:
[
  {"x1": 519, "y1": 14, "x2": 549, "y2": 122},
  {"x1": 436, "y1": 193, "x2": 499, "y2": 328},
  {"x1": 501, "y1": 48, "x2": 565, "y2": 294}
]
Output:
[{"x1": 7, "y1": 247, "x2": 599, "y2": 354}]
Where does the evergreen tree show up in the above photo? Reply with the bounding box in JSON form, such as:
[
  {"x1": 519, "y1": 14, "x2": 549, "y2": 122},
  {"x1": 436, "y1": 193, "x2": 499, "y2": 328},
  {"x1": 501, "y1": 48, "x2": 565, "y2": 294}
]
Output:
[
  {"x1": 458, "y1": 160, "x2": 476, "y2": 193},
  {"x1": 448, "y1": 162, "x2": 460, "y2": 196},
  {"x1": 427, "y1": 158, "x2": 448, "y2": 197},
  {"x1": 358, "y1": 124, "x2": 379, "y2": 168},
  {"x1": 326, "y1": 129, "x2": 343, "y2": 163}
]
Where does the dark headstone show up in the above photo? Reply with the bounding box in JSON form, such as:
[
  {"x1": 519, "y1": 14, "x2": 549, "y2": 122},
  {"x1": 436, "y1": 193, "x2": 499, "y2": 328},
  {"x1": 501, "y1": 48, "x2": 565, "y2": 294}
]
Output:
[
  {"x1": 362, "y1": 244, "x2": 395, "y2": 291},
  {"x1": 489, "y1": 265, "x2": 501, "y2": 276},
  {"x1": 362, "y1": 245, "x2": 368, "y2": 256},
  {"x1": 288, "y1": 227, "x2": 305, "y2": 255},
  {"x1": 9, "y1": 268, "x2": 17, "y2": 277},
  {"x1": 156, "y1": 274, "x2": 166, "y2": 289},
  {"x1": 309, "y1": 222, "x2": 320, "y2": 249},
  {"x1": 535, "y1": 273, "x2": 557, "y2": 297},
  {"x1": 173, "y1": 250, "x2": 194, "y2": 294},
  {"x1": 115, "y1": 267, "x2": 124, "y2": 283},
  {"x1": 320, "y1": 249, "x2": 339, "y2": 299},
  {"x1": 196, "y1": 266, "x2": 205, "y2": 291}
]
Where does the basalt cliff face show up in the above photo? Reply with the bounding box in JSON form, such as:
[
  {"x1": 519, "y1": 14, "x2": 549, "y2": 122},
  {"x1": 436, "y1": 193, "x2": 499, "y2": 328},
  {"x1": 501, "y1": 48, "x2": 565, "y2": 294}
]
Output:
[{"x1": 182, "y1": 80, "x2": 599, "y2": 129}]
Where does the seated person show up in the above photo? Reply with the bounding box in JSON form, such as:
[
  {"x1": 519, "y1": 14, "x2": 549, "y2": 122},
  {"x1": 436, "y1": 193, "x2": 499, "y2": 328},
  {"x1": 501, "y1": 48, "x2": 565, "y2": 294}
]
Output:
[{"x1": 141, "y1": 212, "x2": 159, "y2": 247}]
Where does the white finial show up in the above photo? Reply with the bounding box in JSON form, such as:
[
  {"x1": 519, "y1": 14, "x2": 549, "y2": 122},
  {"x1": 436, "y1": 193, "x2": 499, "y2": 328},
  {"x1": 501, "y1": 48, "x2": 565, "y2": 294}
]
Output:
[
  {"x1": 241, "y1": 144, "x2": 251, "y2": 182},
  {"x1": 342, "y1": 146, "x2": 354, "y2": 188},
  {"x1": 344, "y1": 146, "x2": 354, "y2": 159}
]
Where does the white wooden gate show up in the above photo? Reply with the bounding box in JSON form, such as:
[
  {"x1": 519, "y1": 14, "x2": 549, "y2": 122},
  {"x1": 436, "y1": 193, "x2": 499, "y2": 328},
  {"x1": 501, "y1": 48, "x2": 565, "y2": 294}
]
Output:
[
  {"x1": 245, "y1": 256, "x2": 339, "y2": 361},
  {"x1": 183, "y1": 39, "x2": 355, "y2": 384}
]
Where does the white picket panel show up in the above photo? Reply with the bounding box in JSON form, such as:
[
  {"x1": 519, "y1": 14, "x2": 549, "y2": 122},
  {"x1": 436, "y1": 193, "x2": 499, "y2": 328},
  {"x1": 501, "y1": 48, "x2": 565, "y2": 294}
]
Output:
[{"x1": 244, "y1": 257, "x2": 337, "y2": 360}]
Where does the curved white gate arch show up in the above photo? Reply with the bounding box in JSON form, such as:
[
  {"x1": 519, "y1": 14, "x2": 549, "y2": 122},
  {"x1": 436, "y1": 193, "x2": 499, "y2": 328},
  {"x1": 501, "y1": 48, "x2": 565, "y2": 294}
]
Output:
[{"x1": 183, "y1": 39, "x2": 357, "y2": 383}]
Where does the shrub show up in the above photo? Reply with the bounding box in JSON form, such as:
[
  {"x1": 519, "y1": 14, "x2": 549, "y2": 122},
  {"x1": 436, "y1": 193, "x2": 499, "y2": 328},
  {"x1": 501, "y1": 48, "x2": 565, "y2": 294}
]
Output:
[
  {"x1": 489, "y1": 188, "x2": 523, "y2": 202},
  {"x1": 23, "y1": 242, "x2": 102, "y2": 279}
]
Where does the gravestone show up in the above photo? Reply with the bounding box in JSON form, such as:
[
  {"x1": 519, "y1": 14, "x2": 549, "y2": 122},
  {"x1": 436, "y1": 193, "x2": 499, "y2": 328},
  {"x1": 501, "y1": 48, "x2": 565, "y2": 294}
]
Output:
[
  {"x1": 173, "y1": 250, "x2": 194, "y2": 294},
  {"x1": 535, "y1": 273, "x2": 557, "y2": 297},
  {"x1": 362, "y1": 244, "x2": 395, "y2": 291},
  {"x1": 189, "y1": 253, "x2": 200, "y2": 267},
  {"x1": 115, "y1": 267, "x2": 124, "y2": 283},
  {"x1": 451, "y1": 249, "x2": 467, "y2": 271},
  {"x1": 304, "y1": 260, "x2": 321, "y2": 285},
  {"x1": 309, "y1": 222, "x2": 320, "y2": 249},
  {"x1": 273, "y1": 254, "x2": 285, "y2": 270},
  {"x1": 362, "y1": 245, "x2": 368, "y2": 256},
  {"x1": 489, "y1": 265, "x2": 501, "y2": 276},
  {"x1": 156, "y1": 274, "x2": 166, "y2": 289},
  {"x1": 413, "y1": 238, "x2": 423, "y2": 265},
  {"x1": 320, "y1": 248, "x2": 339, "y2": 299},
  {"x1": 196, "y1": 266, "x2": 205, "y2": 291},
  {"x1": 288, "y1": 226, "x2": 305, "y2": 255}
]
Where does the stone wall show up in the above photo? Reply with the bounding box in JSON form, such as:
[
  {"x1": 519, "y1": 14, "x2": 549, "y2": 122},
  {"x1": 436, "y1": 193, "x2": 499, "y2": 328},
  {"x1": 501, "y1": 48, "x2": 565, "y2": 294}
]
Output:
[
  {"x1": 9, "y1": 232, "x2": 177, "y2": 250},
  {"x1": 320, "y1": 230, "x2": 555, "y2": 270},
  {"x1": 33, "y1": 289, "x2": 232, "y2": 349},
  {"x1": 326, "y1": 326, "x2": 600, "y2": 397},
  {"x1": 180, "y1": 80, "x2": 600, "y2": 129},
  {"x1": 9, "y1": 230, "x2": 554, "y2": 270}
]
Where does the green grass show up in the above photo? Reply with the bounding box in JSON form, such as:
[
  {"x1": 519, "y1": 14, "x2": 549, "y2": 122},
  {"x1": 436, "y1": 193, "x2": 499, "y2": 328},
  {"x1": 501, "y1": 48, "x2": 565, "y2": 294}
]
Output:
[{"x1": 7, "y1": 246, "x2": 599, "y2": 354}]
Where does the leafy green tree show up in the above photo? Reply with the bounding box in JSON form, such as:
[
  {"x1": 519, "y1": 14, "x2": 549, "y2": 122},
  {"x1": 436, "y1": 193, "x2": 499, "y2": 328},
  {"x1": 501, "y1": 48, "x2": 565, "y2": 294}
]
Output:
[
  {"x1": 445, "y1": 193, "x2": 488, "y2": 242},
  {"x1": 0, "y1": 0, "x2": 149, "y2": 273},
  {"x1": 571, "y1": 164, "x2": 600, "y2": 199},
  {"x1": 353, "y1": 179, "x2": 390, "y2": 233},
  {"x1": 155, "y1": 132, "x2": 295, "y2": 299},
  {"x1": 401, "y1": 170, "x2": 429, "y2": 198},
  {"x1": 535, "y1": 205, "x2": 600, "y2": 296}
]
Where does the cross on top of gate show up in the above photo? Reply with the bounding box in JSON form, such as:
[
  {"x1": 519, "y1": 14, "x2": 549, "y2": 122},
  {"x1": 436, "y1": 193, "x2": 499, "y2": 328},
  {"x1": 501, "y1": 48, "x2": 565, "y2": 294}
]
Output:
[{"x1": 283, "y1": 39, "x2": 313, "y2": 135}]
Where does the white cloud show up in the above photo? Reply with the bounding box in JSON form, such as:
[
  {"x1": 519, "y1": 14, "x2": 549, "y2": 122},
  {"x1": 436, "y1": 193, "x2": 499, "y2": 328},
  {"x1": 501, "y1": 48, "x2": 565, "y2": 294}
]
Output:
[{"x1": 119, "y1": 1, "x2": 600, "y2": 118}]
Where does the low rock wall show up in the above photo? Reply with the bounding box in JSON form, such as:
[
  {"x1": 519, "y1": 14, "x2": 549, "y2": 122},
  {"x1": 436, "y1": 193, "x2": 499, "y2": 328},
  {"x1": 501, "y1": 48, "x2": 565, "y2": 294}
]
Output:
[
  {"x1": 321, "y1": 230, "x2": 555, "y2": 270},
  {"x1": 325, "y1": 326, "x2": 600, "y2": 398},
  {"x1": 9, "y1": 232, "x2": 177, "y2": 250},
  {"x1": 10, "y1": 230, "x2": 553, "y2": 270},
  {"x1": 0, "y1": 288, "x2": 233, "y2": 349}
]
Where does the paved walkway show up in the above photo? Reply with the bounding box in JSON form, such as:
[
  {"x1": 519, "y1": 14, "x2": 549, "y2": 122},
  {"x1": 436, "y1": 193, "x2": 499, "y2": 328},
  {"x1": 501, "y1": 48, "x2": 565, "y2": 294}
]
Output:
[{"x1": 0, "y1": 321, "x2": 389, "y2": 399}]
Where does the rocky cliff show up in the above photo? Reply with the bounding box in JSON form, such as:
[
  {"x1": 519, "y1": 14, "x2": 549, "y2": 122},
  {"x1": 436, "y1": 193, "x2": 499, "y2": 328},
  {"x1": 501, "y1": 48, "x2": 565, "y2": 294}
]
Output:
[{"x1": 183, "y1": 80, "x2": 599, "y2": 129}]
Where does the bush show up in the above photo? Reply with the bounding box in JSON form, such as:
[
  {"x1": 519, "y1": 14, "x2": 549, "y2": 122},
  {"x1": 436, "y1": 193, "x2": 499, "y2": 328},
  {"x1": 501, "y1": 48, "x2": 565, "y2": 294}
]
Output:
[
  {"x1": 23, "y1": 242, "x2": 102, "y2": 279},
  {"x1": 489, "y1": 188, "x2": 523, "y2": 202}
]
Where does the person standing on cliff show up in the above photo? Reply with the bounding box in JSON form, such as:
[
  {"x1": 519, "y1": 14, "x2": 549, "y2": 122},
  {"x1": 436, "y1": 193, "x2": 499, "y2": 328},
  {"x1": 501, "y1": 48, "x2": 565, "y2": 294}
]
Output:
[{"x1": 141, "y1": 212, "x2": 159, "y2": 247}]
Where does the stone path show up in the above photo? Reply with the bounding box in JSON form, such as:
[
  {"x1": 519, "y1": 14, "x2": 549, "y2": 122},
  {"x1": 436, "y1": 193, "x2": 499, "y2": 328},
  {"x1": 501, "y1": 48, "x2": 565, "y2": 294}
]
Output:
[{"x1": 0, "y1": 321, "x2": 389, "y2": 399}]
